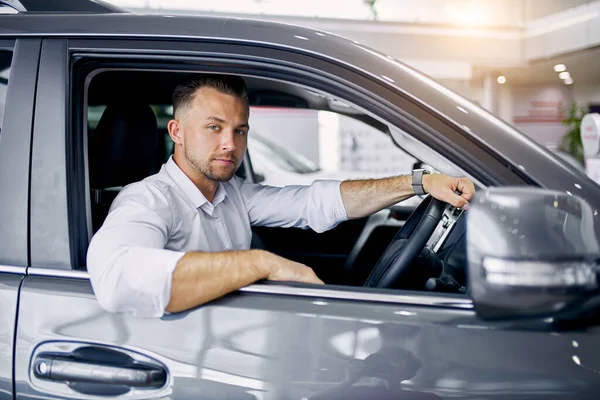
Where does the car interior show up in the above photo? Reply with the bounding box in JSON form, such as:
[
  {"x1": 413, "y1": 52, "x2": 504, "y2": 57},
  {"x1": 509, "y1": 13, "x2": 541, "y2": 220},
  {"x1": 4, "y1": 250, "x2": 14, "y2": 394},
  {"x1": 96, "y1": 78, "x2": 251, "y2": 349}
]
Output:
[{"x1": 84, "y1": 69, "x2": 468, "y2": 295}]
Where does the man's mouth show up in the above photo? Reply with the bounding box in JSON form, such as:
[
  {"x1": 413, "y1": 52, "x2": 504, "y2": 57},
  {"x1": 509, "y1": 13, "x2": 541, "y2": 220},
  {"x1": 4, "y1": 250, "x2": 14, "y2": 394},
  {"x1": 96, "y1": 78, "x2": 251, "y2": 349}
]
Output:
[{"x1": 214, "y1": 157, "x2": 236, "y2": 166}]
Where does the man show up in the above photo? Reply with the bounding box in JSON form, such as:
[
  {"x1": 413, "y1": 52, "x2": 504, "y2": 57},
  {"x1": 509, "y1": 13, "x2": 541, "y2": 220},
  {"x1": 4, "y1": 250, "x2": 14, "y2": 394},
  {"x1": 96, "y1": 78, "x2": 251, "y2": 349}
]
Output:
[{"x1": 87, "y1": 74, "x2": 475, "y2": 318}]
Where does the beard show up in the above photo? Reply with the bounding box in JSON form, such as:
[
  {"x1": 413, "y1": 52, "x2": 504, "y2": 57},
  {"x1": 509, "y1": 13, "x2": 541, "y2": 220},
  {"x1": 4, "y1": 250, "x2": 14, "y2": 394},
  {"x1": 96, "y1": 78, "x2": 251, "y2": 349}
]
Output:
[{"x1": 183, "y1": 143, "x2": 238, "y2": 182}]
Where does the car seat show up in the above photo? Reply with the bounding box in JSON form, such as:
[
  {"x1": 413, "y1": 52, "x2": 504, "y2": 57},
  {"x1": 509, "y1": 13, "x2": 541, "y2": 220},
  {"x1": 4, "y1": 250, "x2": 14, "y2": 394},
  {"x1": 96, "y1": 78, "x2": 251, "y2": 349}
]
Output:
[{"x1": 88, "y1": 100, "x2": 160, "y2": 232}]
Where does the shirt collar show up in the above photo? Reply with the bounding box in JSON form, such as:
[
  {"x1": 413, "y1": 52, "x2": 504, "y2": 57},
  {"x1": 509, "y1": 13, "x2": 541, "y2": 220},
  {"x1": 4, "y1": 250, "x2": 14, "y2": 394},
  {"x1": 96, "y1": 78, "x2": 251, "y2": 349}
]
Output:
[
  {"x1": 213, "y1": 183, "x2": 228, "y2": 206},
  {"x1": 164, "y1": 156, "x2": 228, "y2": 210}
]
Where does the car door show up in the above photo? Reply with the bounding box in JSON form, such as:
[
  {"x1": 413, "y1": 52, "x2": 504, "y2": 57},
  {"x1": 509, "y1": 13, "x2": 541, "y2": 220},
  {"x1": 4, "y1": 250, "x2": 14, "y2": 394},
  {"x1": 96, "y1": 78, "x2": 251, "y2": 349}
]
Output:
[
  {"x1": 0, "y1": 38, "x2": 37, "y2": 400},
  {"x1": 13, "y1": 37, "x2": 600, "y2": 400}
]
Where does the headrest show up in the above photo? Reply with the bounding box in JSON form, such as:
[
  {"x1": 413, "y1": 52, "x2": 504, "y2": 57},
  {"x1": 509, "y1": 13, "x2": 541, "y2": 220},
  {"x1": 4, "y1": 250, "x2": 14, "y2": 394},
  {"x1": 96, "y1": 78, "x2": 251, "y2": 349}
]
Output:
[{"x1": 89, "y1": 101, "x2": 159, "y2": 189}]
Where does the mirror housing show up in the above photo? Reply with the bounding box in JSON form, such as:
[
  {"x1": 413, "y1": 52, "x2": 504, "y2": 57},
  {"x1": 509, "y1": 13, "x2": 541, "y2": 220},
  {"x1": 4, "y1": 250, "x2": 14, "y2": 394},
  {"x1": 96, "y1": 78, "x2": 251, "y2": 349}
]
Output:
[{"x1": 467, "y1": 187, "x2": 600, "y2": 320}]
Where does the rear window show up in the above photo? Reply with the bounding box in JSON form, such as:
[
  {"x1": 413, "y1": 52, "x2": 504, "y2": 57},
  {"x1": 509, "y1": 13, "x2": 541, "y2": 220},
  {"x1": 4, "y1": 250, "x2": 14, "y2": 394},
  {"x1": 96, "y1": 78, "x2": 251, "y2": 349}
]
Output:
[{"x1": 0, "y1": 49, "x2": 13, "y2": 136}]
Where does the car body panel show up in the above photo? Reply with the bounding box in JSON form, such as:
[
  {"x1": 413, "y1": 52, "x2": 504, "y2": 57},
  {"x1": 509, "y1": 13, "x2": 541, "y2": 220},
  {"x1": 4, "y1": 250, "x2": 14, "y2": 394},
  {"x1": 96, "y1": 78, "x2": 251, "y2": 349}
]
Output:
[{"x1": 14, "y1": 273, "x2": 600, "y2": 399}]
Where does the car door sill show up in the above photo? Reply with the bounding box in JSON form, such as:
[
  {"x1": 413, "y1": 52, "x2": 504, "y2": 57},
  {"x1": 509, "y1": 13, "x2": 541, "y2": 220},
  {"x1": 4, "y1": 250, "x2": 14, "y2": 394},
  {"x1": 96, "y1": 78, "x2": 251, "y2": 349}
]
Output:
[
  {"x1": 240, "y1": 283, "x2": 473, "y2": 309},
  {"x1": 28, "y1": 267, "x2": 89, "y2": 279},
  {"x1": 26, "y1": 267, "x2": 473, "y2": 309},
  {"x1": 0, "y1": 265, "x2": 26, "y2": 275}
]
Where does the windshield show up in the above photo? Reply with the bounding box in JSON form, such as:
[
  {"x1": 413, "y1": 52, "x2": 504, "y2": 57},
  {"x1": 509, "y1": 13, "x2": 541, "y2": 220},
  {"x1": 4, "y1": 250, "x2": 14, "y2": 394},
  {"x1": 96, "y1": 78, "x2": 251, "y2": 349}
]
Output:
[{"x1": 249, "y1": 134, "x2": 320, "y2": 174}]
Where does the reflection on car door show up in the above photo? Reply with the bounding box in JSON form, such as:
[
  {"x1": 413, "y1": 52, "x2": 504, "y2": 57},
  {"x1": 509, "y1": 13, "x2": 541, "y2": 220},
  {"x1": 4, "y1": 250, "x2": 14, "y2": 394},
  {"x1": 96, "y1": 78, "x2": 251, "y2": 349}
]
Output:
[{"x1": 15, "y1": 275, "x2": 600, "y2": 399}]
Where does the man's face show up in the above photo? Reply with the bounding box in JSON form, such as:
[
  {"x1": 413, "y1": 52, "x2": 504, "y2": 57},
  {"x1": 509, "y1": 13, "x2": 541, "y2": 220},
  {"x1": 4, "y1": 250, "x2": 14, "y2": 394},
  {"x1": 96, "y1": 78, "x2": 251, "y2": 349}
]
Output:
[{"x1": 174, "y1": 87, "x2": 249, "y2": 182}]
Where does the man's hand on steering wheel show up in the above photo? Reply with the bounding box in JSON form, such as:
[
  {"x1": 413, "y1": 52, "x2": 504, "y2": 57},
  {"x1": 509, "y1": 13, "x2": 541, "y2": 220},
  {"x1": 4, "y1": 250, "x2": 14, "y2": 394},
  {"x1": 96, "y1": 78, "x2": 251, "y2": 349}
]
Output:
[
  {"x1": 422, "y1": 174, "x2": 476, "y2": 210},
  {"x1": 363, "y1": 173, "x2": 475, "y2": 288}
]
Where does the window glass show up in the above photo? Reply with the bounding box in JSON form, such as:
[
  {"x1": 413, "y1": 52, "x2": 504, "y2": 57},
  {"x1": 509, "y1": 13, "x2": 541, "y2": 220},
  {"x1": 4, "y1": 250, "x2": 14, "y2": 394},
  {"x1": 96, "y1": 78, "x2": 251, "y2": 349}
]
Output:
[
  {"x1": 0, "y1": 50, "x2": 13, "y2": 136},
  {"x1": 0, "y1": 6, "x2": 18, "y2": 14},
  {"x1": 249, "y1": 134, "x2": 320, "y2": 174},
  {"x1": 87, "y1": 105, "x2": 106, "y2": 130}
]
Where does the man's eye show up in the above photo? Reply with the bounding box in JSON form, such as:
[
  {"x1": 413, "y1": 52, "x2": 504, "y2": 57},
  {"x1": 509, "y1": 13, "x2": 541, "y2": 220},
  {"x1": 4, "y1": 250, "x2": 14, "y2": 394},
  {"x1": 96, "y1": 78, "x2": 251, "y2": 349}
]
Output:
[
  {"x1": 208, "y1": 125, "x2": 220, "y2": 131},
  {"x1": 236, "y1": 130, "x2": 247, "y2": 136}
]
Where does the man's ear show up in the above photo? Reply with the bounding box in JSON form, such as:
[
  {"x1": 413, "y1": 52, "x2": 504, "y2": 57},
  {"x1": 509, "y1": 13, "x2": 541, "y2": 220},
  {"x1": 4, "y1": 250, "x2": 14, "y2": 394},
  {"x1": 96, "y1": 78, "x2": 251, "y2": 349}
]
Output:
[{"x1": 167, "y1": 119, "x2": 183, "y2": 144}]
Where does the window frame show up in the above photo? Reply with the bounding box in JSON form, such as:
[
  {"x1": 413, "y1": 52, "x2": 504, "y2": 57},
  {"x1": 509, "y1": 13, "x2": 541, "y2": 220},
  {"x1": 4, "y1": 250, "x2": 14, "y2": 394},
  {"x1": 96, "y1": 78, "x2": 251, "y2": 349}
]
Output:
[
  {"x1": 31, "y1": 37, "x2": 530, "y2": 308},
  {"x1": 0, "y1": 38, "x2": 35, "y2": 268},
  {"x1": 29, "y1": 39, "x2": 71, "y2": 269}
]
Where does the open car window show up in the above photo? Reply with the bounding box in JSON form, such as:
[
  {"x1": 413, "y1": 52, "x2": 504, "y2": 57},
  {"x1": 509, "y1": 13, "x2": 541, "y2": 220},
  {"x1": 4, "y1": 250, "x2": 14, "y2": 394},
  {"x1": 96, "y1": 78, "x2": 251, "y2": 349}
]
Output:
[{"x1": 83, "y1": 68, "x2": 473, "y2": 295}]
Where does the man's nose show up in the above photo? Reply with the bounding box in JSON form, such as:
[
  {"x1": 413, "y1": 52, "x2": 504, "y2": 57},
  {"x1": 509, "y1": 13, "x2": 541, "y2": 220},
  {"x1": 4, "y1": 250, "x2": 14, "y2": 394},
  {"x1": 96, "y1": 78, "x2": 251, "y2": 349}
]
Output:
[{"x1": 220, "y1": 130, "x2": 236, "y2": 152}]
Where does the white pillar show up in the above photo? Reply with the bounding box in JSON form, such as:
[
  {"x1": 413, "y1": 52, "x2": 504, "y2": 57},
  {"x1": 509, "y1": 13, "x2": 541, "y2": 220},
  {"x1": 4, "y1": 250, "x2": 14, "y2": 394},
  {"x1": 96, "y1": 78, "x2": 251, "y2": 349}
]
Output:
[
  {"x1": 318, "y1": 111, "x2": 340, "y2": 172},
  {"x1": 498, "y1": 84, "x2": 513, "y2": 125},
  {"x1": 482, "y1": 72, "x2": 495, "y2": 113}
]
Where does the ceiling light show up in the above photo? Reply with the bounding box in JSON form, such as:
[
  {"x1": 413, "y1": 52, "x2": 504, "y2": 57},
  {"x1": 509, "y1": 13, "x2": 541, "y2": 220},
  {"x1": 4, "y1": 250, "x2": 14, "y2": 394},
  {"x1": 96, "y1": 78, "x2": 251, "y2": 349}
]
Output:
[
  {"x1": 559, "y1": 71, "x2": 571, "y2": 79},
  {"x1": 497, "y1": 76, "x2": 507, "y2": 84},
  {"x1": 564, "y1": 77, "x2": 574, "y2": 85},
  {"x1": 554, "y1": 64, "x2": 567, "y2": 72}
]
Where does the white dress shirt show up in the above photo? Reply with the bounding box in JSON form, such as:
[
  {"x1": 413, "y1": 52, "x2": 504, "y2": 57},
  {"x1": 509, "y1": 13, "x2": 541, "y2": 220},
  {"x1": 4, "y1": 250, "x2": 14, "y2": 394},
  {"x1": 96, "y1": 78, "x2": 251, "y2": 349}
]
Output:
[{"x1": 87, "y1": 156, "x2": 348, "y2": 317}]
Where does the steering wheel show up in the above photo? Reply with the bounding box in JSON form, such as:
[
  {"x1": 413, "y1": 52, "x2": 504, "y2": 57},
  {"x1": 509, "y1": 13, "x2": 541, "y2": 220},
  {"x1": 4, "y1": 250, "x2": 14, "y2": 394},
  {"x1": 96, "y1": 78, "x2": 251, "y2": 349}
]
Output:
[{"x1": 364, "y1": 195, "x2": 445, "y2": 288}]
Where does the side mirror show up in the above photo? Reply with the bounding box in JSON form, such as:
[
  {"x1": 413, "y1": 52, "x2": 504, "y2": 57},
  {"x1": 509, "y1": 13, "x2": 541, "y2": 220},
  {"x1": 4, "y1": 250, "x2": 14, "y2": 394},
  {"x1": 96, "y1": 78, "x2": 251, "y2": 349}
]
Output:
[{"x1": 467, "y1": 187, "x2": 600, "y2": 320}]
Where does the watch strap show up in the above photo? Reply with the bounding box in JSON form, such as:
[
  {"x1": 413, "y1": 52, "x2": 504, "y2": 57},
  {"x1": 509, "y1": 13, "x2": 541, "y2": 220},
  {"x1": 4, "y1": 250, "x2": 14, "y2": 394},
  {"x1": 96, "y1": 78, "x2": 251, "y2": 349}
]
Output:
[{"x1": 412, "y1": 169, "x2": 428, "y2": 195}]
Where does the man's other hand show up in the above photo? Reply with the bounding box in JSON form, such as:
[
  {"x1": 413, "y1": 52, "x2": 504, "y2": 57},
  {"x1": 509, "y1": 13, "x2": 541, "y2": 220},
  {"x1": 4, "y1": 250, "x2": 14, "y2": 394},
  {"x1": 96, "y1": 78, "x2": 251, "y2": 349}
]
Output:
[{"x1": 422, "y1": 174, "x2": 475, "y2": 210}]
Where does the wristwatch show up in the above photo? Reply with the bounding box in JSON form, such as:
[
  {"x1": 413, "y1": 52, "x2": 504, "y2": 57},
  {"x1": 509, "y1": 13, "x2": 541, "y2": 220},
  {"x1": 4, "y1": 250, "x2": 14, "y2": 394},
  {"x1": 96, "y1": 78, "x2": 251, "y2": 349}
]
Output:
[{"x1": 412, "y1": 169, "x2": 429, "y2": 195}]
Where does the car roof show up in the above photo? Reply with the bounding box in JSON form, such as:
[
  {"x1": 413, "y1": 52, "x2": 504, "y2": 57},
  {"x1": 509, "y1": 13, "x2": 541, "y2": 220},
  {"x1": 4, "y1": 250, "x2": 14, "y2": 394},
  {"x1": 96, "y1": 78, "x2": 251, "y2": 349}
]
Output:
[{"x1": 0, "y1": 13, "x2": 356, "y2": 54}]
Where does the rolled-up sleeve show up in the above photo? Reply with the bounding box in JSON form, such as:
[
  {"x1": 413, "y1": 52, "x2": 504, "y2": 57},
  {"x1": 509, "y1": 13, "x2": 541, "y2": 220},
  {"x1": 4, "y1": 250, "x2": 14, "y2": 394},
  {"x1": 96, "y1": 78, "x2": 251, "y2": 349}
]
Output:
[
  {"x1": 86, "y1": 183, "x2": 185, "y2": 318},
  {"x1": 240, "y1": 179, "x2": 348, "y2": 233}
]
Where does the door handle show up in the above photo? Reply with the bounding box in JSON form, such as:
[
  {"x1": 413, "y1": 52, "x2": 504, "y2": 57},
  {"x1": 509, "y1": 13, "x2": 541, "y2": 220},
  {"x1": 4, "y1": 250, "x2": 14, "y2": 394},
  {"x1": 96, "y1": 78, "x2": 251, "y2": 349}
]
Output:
[
  {"x1": 34, "y1": 356, "x2": 166, "y2": 387},
  {"x1": 32, "y1": 346, "x2": 167, "y2": 389}
]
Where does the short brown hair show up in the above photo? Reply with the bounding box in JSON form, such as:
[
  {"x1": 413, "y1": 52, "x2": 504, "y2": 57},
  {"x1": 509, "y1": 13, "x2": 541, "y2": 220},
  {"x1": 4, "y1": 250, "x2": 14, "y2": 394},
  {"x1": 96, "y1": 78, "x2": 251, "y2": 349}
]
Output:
[{"x1": 172, "y1": 74, "x2": 248, "y2": 117}]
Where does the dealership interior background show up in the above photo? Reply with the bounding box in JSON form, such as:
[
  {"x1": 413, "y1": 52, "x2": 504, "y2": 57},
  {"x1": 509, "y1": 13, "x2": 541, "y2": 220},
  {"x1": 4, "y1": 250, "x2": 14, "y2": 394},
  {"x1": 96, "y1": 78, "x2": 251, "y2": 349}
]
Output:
[{"x1": 104, "y1": 0, "x2": 600, "y2": 179}]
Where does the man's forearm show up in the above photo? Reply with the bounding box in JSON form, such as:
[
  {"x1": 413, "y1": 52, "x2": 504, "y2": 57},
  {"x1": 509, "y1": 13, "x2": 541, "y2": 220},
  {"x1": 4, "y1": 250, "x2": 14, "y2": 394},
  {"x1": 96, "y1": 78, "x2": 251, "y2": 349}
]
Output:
[
  {"x1": 340, "y1": 175, "x2": 414, "y2": 219},
  {"x1": 340, "y1": 173, "x2": 475, "y2": 220},
  {"x1": 165, "y1": 249, "x2": 323, "y2": 313},
  {"x1": 166, "y1": 249, "x2": 268, "y2": 313}
]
